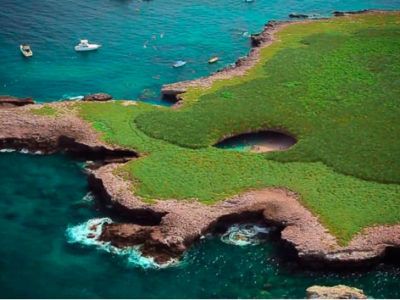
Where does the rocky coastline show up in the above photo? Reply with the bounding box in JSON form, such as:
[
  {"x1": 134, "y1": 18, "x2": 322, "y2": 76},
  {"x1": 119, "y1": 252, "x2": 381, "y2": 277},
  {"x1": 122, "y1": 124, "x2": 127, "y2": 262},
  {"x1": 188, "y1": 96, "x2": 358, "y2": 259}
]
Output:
[
  {"x1": 89, "y1": 162, "x2": 400, "y2": 267},
  {"x1": 0, "y1": 102, "x2": 136, "y2": 159},
  {"x1": 160, "y1": 9, "x2": 387, "y2": 105},
  {"x1": 1, "y1": 93, "x2": 399, "y2": 270},
  {"x1": 161, "y1": 19, "x2": 294, "y2": 104},
  {"x1": 0, "y1": 10, "x2": 399, "y2": 269}
]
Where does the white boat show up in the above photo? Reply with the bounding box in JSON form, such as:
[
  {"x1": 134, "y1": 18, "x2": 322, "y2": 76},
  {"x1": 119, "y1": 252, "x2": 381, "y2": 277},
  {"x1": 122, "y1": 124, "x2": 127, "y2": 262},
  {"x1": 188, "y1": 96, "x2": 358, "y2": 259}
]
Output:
[
  {"x1": 173, "y1": 60, "x2": 186, "y2": 68},
  {"x1": 208, "y1": 56, "x2": 219, "y2": 64},
  {"x1": 74, "y1": 39, "x2": 101, "y2": 52},
  {"x1": 20, "y1": 44, "x2": 33, "y2": 57}
]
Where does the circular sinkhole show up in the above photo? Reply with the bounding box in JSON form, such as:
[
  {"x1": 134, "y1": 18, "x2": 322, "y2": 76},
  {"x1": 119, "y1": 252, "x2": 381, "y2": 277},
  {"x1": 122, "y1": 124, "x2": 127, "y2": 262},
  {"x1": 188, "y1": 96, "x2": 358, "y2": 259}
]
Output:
[{"x1": 215, "y1": 130, "x2": 297, "y2": 153}]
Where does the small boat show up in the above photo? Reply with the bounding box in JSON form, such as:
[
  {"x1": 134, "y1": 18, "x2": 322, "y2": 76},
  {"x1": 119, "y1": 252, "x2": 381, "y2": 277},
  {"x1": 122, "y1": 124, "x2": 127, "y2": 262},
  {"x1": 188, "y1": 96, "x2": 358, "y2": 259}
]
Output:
[
  {"x1": 74, "y1": 39, "x2": 101, "y2": 52},
  {"x1": 208, "y1": 56, "x2": 219, "y2": 64},
  {"x1": 173, "y1": 60, "x2": 186, "y2": 68},
  {"x1": 20, "y1": 44, "x2": 33, "y2": 57}
]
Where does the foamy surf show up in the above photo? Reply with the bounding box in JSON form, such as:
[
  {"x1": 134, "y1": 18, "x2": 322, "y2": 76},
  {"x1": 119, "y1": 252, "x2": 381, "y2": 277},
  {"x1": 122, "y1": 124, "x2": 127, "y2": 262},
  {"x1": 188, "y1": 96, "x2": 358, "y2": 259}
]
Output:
[
  {"x1": 221, "y1": 224, "x2": 272, "y2": 246},
  {"x1": 66, "y1": 218, "x2": 178, "y2": 269},
  {"x1": 61, "y1": 94, "x2": 84, "y2": 101},
  {"x1": 0, "y1": 148, "x2": 43, "y2": 155},
  {"x1": 82, "y1": 192, "x2": 95, "y2": 203},
  {"x1": 0, "y1": 149, "x2": 15, "y2": 153}
]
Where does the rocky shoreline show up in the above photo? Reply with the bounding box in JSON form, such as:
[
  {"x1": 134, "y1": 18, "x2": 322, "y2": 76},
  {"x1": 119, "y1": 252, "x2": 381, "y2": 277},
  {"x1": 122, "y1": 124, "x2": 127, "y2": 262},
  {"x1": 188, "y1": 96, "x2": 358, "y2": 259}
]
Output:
[
  {"x1": 0, "y1": 93, "x2": 399, "y2": 270},
  {"x1": 89, "y1": 162, "x2": 400, "y2": 267},
  {"x1": 160, "y1": 9, "x2": 387, "y2": 105},
  {"x1": 161, "y1": 19, "x2": 294, "y2": 104},
  {"x1": 0, "y1": 102, "x2": 136, "y2": 159},
  {"x1": 0, "y1": 10, "x2": 399, "y2": 269}
]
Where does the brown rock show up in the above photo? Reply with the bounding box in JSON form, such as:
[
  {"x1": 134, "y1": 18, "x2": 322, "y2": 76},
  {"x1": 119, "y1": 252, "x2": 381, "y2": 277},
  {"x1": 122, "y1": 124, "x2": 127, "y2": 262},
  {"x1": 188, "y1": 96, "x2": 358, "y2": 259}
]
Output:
[
  {"x1": 89, "y1": 161, "x2": 400, "y2": 267},
  {"x1": 0, "y1": 96, "x2": 35, "y2": 107},
  {"x1": 99, "y1": 223, "x2": 152, "y2": 248},
  {"x1": 289, "y1": 13, "x2": 309, "y2": 18},
  {"x1": 82, "y1": 93, "x2": 112, "y2": 102},
  {"x1": 306, "y1": 285, "x2": 367, "y2": 299},
  {"x1": 333, "y1": 10, "x2": 369, "y2": 17}
]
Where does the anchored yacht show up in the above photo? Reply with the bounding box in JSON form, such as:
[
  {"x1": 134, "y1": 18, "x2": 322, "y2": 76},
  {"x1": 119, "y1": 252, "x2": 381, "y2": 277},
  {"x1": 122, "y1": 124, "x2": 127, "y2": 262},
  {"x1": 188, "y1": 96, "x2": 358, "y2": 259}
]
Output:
[{"x1": 74, "y1": 39, "x2": 101, "y2": 52}]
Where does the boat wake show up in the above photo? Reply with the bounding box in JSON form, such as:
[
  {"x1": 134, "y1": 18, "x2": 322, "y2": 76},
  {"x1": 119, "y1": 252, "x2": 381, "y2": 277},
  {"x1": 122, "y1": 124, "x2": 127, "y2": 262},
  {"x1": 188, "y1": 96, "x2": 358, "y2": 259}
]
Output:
[
  {"x1": 220, "y1": 224, "x2": 273, "y2": 246},
  {"x1": 66, "y1": 218, "x2": 178, "y2": 269}
]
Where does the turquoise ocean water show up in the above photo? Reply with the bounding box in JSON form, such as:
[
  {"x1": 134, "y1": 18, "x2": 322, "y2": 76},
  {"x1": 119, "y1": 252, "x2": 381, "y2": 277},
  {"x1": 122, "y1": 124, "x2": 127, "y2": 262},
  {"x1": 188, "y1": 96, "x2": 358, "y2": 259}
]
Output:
[
  {"x1": 1, "y1": 0, "x2": 400, "y2": 298},
  {"x1": 1, "y1": 0, "x2": 400, "y2": 103}
]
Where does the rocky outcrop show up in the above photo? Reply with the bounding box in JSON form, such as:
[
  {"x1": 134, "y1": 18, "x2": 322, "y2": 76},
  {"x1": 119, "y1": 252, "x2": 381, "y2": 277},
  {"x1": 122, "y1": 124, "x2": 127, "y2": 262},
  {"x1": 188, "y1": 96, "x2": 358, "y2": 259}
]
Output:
[
  {"x1": 100, "y1": 223, "x2": 153, "y2": 248},
  {"x1": 289, "y1": 13, "x2": 309, "y2": 18},
  {"x1": 83, "y1": 93, "x2": 113, "y2": 102},
  {"x1": 0, "y1": 102, "x2": 136, "y2": 160},
  {"x1": 0, "y1": 95, "x2": 35, "y2": 107},
  {"x1": 88, "y1": 162, "x2": 400, "y2": 267},
  {"x1": 333, "y1": 10, "x2": 369, "y2": 17},
  {"x1": 306, "y1": 285, "x2": 367, "y2": 299}
]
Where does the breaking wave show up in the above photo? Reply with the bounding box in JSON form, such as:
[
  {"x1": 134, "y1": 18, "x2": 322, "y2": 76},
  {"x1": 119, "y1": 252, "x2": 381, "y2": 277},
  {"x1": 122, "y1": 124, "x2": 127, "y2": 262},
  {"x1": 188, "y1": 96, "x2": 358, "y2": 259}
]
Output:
[
  {"x1": 82, "y1": 192, "x2": 95, "y2": 203},
  {"x1": 65, "y1": 218, "x2": 178, "y2": 269},
  {"x1": 221, "y1": 224, "x2": 272, "y2": 246},
  {"x1": 0, "y1": 148, "x2": 43, "y2": 155},
  {"x1": 61, "y1": 94, "x2": 84, "y2": 101}
]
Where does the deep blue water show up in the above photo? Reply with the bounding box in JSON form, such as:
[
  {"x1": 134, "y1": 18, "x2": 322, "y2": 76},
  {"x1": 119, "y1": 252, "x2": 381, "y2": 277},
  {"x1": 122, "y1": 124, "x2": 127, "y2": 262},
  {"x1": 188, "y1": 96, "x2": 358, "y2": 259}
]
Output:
[{"x1": 1, "y1": 0, "x2": 400, "y2": 298}]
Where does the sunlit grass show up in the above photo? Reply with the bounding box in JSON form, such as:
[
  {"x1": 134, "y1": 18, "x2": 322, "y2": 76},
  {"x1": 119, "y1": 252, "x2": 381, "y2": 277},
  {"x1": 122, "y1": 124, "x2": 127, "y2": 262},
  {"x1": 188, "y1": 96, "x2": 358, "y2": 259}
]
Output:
[{"x1": 77, "y1": 13, "x2": 400, "y2": 244}]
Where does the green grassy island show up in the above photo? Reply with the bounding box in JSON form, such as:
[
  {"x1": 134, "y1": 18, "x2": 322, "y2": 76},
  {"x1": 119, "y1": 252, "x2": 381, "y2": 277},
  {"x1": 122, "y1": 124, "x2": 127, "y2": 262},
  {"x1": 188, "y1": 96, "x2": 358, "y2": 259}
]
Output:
[{"x1": 63, "y1": 12, "x2": 400, "y2": 244}]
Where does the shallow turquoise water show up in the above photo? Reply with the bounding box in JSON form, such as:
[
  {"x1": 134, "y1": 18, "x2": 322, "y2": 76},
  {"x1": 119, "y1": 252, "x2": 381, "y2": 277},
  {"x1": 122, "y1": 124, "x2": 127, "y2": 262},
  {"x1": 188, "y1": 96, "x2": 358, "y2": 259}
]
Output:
[
  {"x1": 0, "y1": 153, "x2": 399, "y2": 298},
  {"x1": 1, "y1": 0, "x2": 399, "y2": 104},
  {"x1": 215, "y1": 131, "x2": 296, "y2": 151},
  {"x1": 1, "y1": 0, "x2": 400, "y2": 298}
]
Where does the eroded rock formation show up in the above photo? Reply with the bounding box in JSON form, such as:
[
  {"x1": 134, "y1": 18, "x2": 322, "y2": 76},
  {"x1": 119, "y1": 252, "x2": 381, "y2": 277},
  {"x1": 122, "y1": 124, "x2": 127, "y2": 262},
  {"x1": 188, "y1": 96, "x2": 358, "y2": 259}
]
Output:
[
  {"x1": 306, "y1": 285, "x2": 367, "y2": 299},
  {"x1": 88, "y1": 162, "x2": 400, "y2": 267},
  {"x1": 83, "y1": 93, "x2": 113, "y2": 102}
]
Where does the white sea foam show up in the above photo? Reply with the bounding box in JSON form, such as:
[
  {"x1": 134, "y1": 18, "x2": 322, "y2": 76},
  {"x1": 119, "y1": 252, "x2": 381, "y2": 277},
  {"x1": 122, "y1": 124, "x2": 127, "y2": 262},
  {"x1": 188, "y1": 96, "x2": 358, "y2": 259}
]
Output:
[
  {"x1": 82, "y1": 192, "x2": 95, "y2": 203},
  {"x1": 0, "y1": 149, "x2": 16, "y2": 153},
  {"x1": 66, "y1": 218, "x2": 177, "y2": 269},
  {"x1": 0, "y1": 148, "x2": 43, "y2": 155},
  {"x1": 221, "y1": 224, "x2": 272, "y2": 246},
  {"x1": 61, "y1": 94, "x2": 84, "y2": 101},
  {"x1": 68, "y1": 96, "x2": 84, "y2": 101}
]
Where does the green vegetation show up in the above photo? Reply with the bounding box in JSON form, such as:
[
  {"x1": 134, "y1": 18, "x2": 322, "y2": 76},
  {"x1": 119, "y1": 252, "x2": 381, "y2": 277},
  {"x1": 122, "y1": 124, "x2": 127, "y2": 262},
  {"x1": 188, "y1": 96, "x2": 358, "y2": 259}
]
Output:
[
  {"x1": 77, "y1": 12, "x2": 400, "y2": 244},
  {"x1": 30, "y1": 105, "x2": 58, "y2": 116},
  {"x1": 78, "y1": 101, "x2": 174, "y2": 154},
  {"x1": 136, "y1": 13, "x2": 400, "y2": 184}
]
